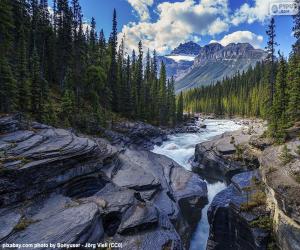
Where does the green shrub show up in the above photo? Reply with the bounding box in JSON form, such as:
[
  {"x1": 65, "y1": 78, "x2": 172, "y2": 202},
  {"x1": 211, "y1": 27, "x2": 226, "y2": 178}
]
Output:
[
  {"x1": 280, "y1": 145, "x2": 294, "y2": 166},
  {"x1": 250, "y1": 216, "x2": 272, "y2": 230},
  {"x1": 241, "y1": 190, "x2": 266, "y2": 211},
  {"x1": 234, "y1": 144, "x2": 244, "y2": 161},
  {"x1": 14, "y1": 218, "x2": 34, "y2": 231}
]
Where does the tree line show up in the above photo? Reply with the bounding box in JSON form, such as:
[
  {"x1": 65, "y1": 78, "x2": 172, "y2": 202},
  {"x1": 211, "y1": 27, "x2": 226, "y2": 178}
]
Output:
[
  {"x1": 0, "y1": 0, "x2": 183, "y2": 132},
  {"x1": 183, "y1": 14, "x2": 300, "y2": 141}
]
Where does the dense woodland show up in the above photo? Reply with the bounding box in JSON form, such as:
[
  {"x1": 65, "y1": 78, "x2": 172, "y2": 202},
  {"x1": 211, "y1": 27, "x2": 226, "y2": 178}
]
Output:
[
  {"x1": 0, "y1": 0, "x2": 182, "y2": 132},
  {"x1": 184, "y1": 15, "x2": 300, "y2": 140}
]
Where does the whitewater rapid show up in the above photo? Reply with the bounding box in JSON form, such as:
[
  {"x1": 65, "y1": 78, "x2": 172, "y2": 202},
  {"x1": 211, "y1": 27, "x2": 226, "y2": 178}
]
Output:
[{"x1": 152, "y1": 119, "x2": 242, "y2": 250}]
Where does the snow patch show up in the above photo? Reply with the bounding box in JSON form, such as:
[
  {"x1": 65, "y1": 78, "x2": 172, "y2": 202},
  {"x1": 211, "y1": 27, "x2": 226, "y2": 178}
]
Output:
[{"x1": 166, "y1": 55, "x2": 196, "y2": 63}]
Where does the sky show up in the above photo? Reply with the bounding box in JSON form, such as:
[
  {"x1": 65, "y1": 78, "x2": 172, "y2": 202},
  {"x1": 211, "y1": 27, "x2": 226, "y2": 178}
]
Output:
[{"x1": 66, "y1": 0, "x2": 296, "y2": 56}]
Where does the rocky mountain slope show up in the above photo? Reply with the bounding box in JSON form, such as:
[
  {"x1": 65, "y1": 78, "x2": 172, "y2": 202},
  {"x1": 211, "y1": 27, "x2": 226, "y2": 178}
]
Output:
[
  {"x1": 158, "y1": 41, "x2": 201, "y2": 80},
  {"x1": 0, "y1": 114, "x2": 208, "y2": 250},
  {"x1": 175, "y1": 43, "x2": 267, "y2": 92}
]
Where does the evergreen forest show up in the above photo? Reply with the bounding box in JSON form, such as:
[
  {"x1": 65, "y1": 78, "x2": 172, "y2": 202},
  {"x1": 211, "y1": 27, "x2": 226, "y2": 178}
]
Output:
[{"x1": 0, "y1": 0, "x2": 181, "y2": 132}]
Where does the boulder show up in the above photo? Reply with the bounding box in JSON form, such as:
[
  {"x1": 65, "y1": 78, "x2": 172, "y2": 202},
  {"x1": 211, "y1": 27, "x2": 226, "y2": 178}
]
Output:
[
  {"x1": 111, "y1": 121, "x2": 168, "y2": 150},
  {"x1": 207, "y1": 171, "x2": 270, "y2": 250},
  {"x1": 5, "y1": 202, "x2": 103, "y2": 249},
  {"x1": 192, "y1": 128, "x2": 262, "y2": 182}
]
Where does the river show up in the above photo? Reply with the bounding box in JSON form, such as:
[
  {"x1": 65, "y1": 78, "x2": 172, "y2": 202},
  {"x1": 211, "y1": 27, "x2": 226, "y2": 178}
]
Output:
[{"x1": 152, "y1": 119, "x2": 242, "y2": 250}]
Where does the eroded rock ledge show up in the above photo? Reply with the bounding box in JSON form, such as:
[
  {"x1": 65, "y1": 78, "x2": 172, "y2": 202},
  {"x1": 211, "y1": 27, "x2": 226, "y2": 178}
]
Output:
[
  {"x1": 192, "y1": 122, "x2": 263, "y2": 182},
  {"x1": 192, "y1": 119, "x2": 300, "y2": 250},
  {"x1": 259, "y1": 140, "x2": 300, "y2": 250},
  {"x1": 0, "y1": 114, "x2": 208, "y2": 250}
]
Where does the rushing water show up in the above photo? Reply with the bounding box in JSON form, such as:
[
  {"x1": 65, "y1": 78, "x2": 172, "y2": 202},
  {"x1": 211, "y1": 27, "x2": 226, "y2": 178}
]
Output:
[{"x1": 152, "y1": 119, "x2": 242, "y2": 250}]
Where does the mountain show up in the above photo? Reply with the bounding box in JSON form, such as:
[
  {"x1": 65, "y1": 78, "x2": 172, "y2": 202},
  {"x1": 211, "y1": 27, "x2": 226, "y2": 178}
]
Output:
[
  {"x1": 175, "y1": 42, "x2": 267, "y2": 92},
  {"x1": 171, "y1": 41, "x2": 201, "y2": 55},
  {"x1": 157, "y1": 41, "x2": 201, "y2": 79}
]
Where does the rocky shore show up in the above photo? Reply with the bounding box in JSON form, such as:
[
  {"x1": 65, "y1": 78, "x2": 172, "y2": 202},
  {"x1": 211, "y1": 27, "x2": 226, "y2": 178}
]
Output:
[
  {"x1": 0, "y1": 114, "x2": 208, "y2": 250},
  {"x1": 192, "y1": 119, "x2": 300, "y2": 250}
]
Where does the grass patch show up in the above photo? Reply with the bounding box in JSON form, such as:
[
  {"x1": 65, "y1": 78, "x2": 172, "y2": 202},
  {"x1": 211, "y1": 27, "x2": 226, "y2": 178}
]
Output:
[
  {"x1": 250, "y1": 216, "x2": 273, "y2": 230},
  {"x1": 280, "y1": 145, "x2": 294, "y2": 166},
  {"x1": 234, "y1": 144, "x2": 244, "y2": 161},
  {"x1": 14, "y1": 218, "x2": 35, "y2": 231},
  {"x1": 267, "y1": 167, "x2": 277, "y2": 174},
  {"x1": 241, "y1": 190, "x2": 266, "y2": 211}
]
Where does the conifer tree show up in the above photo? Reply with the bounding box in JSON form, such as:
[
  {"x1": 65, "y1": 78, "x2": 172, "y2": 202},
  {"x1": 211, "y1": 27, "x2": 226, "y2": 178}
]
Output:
[
  {"x1": 287, "y1": 55, "x2": 300, "y2": 123},
  {"x1": 17, "y1": 25, "x2": 30, "y2": 112},
  {"x1": 108, "y1": 9, "x2": 118, "y2": 112},
  {"x1": 270, "y1": 53, "x2": 288, "y2": 138},
  {"x1": 287, "y1": 3, "x2": 300, "y2": 123},
  {"x1": 167, "y1": 76, "x2": 176, "y2": 125},
  {"x1": 0, "y1": 57, "x2": 17, "y2": 113},
  {"x1": 30, "y1": 47, "x2": 49, "y2": 121},
  {"x1": 266, "y1": 17, "x2": 278, "y2": 105},
  {"x1": 177, "y1": 92, "x2": 184, "y2": 123},
  {"x1": 158, "y1": 62, "x2": 167, "y2": 125},
  {"x1": 292, "y1": 0, "x2": 300, "y2": 56},
  {"x1": 121, "y1": 55, "x2": 133, "y2": 118},
  {"x1": 136, "y1": 41, "x2": 144, "y2": 118}
]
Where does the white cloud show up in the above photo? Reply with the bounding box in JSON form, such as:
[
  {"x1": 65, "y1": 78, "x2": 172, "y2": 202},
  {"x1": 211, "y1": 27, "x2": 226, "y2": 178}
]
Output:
[
  {"x1": 127, "y1": 0, "x2": 154, "y2": 21},
  {"x1": 231, "y1": 0, "x2": 270, "y2": 25},
  {"x1": 120, "y1": 0, "x2": 230, "y2": 54},
  {"x1": 210, "y1": 30, "x2": 264, "y2": 48},
  {"x1": 231, "y1": 0, "x2": 294, "y2": 25}
]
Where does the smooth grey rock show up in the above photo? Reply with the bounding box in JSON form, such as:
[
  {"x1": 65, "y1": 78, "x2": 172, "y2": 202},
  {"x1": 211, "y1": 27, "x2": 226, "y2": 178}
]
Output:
[
  {"x1": 0, "y1": 211, "x2": 22, "y2": 240},
  {"x1": 118, "y1": 204, "x2": 158, "y2": 234},
  {"x1": 6, "y1": 203, "x2": 103, "y2": 249}
]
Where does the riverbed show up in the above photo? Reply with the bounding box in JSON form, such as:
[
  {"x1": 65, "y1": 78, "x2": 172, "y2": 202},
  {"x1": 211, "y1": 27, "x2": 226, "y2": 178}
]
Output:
[{"x1": 152, "y1": 119, "x2": 242, "y2": 250}]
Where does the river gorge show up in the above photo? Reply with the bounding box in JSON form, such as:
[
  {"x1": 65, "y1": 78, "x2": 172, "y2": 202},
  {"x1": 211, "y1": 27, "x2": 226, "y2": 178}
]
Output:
[{"x1": 153, "y1": 119, "x2": 242, "y2": 250}]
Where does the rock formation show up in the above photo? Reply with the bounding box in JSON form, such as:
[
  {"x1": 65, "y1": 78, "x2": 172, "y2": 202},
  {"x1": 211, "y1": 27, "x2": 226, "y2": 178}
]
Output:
[{"x1": 0, "y1": 114, "x2": 208, "y2": 250}]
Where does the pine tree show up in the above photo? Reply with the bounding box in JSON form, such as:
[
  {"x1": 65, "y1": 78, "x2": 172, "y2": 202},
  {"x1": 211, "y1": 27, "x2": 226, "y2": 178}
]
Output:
[
  {"x1": 56, "y1": 0, "x2": 73, "y2": 89},
  {"x1": 107, "y1": 9, "x2": 118, "y2": 112},
  {"x1": 61, "y1": 88, "x2": 75, "y2": 126},
  {"x1": 177, "y1": 92, "x2": 184, "y2": 123},
  {"x1": 131, "y1": 49, "x2": 137, "y2": 117},
  {"x1": 150, "y1": 50, "x2": 158, "y2": 123},
  {"x1": 88, "y1": 17, "x2": 98, "y2": 65},
  {"x1": 167, "y1": 76, "x2": 176, "y2": 126},
  {"x1": 0, "y1": 0, "x2": 14, "y2": 58},
  {"x1": 30, "y1": 47, "x2": 49, "y2": 121},
  {"x1": 287, "y1": 55, "x2": 300, "y2": 123},
  {"x1": 287, "y1": 2, "x2": 300, "y2": 124},
  {"x1": 292, "y1": 0, "x2": 300, "y2": 56},
  {"x1": 266, "y1": 17, "x2": 278, "y2": 106},
  {"x1": 270, "y1": 53, "x2": 288, "y2": 139},
  {"x1": 99, "y1": 29, "x2": 106, "y2": 67},
  {"x1": 17, "y1": 25, "x2": 30, "y2": 112},
  {"x1": 0, "y1": 57, "x2": 17, "y2": 113},
  {"x1": 136, "y1": 41, "x2": 144, "y2": 118},
  {"x1": 121, "y1": 55, "x2": 133, "y2": 118},
  {"x1": 0, "y1": 0, "x2": 25, "y2": 113},
  {"x1": 158, "y1": 62, "x2": 167, "y2": 125}
]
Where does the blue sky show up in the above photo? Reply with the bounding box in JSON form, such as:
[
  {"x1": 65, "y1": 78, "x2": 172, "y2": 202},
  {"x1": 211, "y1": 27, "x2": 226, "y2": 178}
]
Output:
[{"x1": 65, "y1": 0, "x2": 296, "y2": 56}]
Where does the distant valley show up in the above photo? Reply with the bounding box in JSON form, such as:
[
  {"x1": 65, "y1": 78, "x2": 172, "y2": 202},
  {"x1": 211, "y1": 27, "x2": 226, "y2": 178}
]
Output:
[{"x1": 158, "y1": 41, "x2": 267, "y2": 92}]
